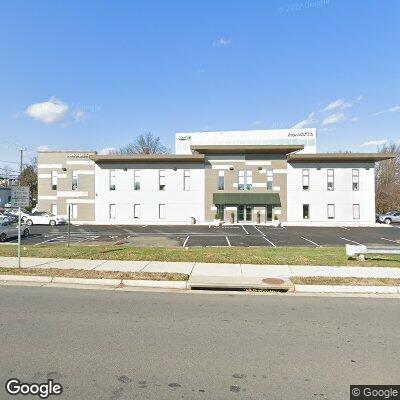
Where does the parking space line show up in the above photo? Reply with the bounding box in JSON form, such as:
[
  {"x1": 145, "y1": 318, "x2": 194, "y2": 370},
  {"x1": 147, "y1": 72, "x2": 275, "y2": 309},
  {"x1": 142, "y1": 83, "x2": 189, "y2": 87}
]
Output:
[
  {"x1": 339, "y1": 237, "x2": 362, "y2": 245},
  {"x1": 183, "y1": 236, "x2": 190, "y2": 247},
  {"x1": 262, "y1": 236, "x2": 276, "y2": 247},
  {"x1": 300, "y1": 236, "x2": 321, "y2": 247},
  {"x1": 241, "y1": 225, "x2": 249, "y2": 235},
  {"x1": 252, "y1": 225, "x2": 265, "y2": 236},
  {"x1": 225, "y1": 236, "x2": 231, "y2": 247},
  {"x1": 381, "y1": 237, "x2": 400, "y2": 244}
]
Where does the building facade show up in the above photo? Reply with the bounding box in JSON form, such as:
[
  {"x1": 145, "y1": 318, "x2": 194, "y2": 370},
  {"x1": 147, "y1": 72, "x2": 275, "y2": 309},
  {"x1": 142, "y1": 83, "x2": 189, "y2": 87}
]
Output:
[{"x1": 37, "y1": 129, "x2": 393, "y2": 226}]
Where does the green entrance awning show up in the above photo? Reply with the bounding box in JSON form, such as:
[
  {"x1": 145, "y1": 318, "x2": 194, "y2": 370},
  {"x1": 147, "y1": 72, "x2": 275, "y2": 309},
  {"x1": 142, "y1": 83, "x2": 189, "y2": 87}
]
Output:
[{"x1": 213, "y1": 193, "x2": 281, "y2": 206}]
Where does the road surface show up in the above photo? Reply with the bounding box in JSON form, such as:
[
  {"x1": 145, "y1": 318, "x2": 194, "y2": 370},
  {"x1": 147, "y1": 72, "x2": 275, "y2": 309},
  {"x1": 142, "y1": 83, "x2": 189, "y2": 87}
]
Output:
[{"x1": 0, "y1": 286, "x2": 399, "y2": 399}]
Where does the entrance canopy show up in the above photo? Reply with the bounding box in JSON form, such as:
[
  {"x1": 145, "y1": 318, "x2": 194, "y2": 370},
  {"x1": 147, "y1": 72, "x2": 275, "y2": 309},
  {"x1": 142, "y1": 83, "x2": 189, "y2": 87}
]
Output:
[{"x1": 213, "y1": 193, "x2": 281, "y2": 206}]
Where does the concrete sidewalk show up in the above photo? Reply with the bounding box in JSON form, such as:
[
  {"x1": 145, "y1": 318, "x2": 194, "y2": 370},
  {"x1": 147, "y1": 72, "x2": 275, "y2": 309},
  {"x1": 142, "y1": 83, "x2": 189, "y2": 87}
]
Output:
[{"x1": 1, "y1": 256, "x2": 400, "y2": 279}]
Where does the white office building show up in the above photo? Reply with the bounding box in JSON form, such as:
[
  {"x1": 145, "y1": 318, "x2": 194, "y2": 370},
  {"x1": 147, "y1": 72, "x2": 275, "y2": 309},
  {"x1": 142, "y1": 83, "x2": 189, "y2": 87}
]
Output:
[{"x1": 37, "y1": 129, "x2": 393, "y2": 226}]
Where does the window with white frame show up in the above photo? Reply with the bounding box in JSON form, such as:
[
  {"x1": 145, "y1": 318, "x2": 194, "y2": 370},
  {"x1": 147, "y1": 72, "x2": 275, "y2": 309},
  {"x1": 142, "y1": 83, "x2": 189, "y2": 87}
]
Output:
[
  {"x1": 353, "y1": 204, "x2": 360, "y2": 219},
  {"x1": 238, "y1": 170, "x2": 252, "y2": 191},
  {"x1": 72, "y1": 171, "x2": 78, "y2": 191},
  {"x1": 159, "y1": 170, "x2": 166, "y2": 191},
  {"x1": 183, "y1": 170, "x2": 190, "y2": 191},
  {"x1": 217, "y1": 170, "x2": 224, "y2": 190},
  {"x1": 134, "y1": 204, "x2": 140, "y2": 219},
  {"x1": 69, "y1": 204, "x2": 78, "y2": 219},
  {"x1": 327, "y1": 204, "x2": 335, "y2": 219},
  {"x1": 302, "y1": 169, "x2": 309, "y2": 190},
  {"x1": 266, "y1": 170, "x2": 273, "y2": 190},
  {"x1": 159, "y1": 203, "x2": 166, "y2": 219},
  {"x1": 352, "y1": 169, "x2": 359, "y2": 191},
  {"x1": 109, "y1": 170, "x2": 116, "y2": 191},
  {"x1": 51, "y1": 170, "x2": 58, "y2": 190},
  {"x1": 51, "y1": 204, "x2": 58, "y2": 215},
  {"x1": 327, "y1": 169, "x2": 334, "y2": 191},
  {"x1": 134, "y1": 170, "x2": 141, "y2": 190},
  {"x1": 109, "y1": 204, "x2": 116, "y2": 219}
]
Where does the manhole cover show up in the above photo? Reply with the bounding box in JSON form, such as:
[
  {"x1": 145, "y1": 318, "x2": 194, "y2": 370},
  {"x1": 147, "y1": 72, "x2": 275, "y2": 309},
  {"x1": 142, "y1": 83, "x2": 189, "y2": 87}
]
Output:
[{"x1": 262, "y1": 278, "x2": 285, "y2": 285}]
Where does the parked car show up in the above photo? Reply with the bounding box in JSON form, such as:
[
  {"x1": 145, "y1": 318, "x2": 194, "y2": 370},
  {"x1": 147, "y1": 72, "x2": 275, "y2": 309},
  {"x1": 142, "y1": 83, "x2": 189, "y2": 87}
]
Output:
[
  {"x1": 379, "y1": 211, "x2": 400, "y2": 224},
  {"x1": 0, "y1": 221, "x2": 30, "y2": 242},
  {"x1": 7, "y1": 208, "x2": 32, "y2": 221},
  {"x1": 0, "y1": 211, "x2": 18, "y2": 223},
  {"x1": 24, "y1": 211, "x2": 66, "y2": 226}
]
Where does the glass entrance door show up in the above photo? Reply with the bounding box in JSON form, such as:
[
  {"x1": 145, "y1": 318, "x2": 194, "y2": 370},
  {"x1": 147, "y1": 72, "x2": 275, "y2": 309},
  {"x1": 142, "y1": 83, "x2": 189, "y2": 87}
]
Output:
[
  {"x1": 238, "y1": 205, "x2": 253, "y2": 222},
  {"x1": 266, "y1": 205, "x2": 273, "y2": 222}
]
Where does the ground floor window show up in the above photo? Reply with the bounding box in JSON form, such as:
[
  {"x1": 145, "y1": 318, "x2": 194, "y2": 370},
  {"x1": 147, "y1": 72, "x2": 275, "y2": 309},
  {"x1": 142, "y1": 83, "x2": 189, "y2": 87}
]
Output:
[
  {"x1": 353, "y1": 204, "x2": 360, "y2": 219},
  {"x1": 238, "y1": 205, "x2": 253, "y2": 222},
  {"x1": 69, "y1": 204, "x2": 78, "y2": 219},
  {"x1": 51, "y1": 204, "x2": 58, "y2": 215},
  {"x1": 216, "y1": 205, "x2": 225, "y2": 220},
  {"x1": 303, "y1": 204, "x2": 310, "y2": 219},
  {"x1": 159, "y1": 204, "x2": 166, "y2": 219},
  {"x1": 327, "y1": 204, "x2": 335, "y2": 219},
  {"x1": 134, "y1": 204, "x2": 140, "y2": 219},
  {"x1": 109, "y1": 204, "x2": 116, "y2": 219}
]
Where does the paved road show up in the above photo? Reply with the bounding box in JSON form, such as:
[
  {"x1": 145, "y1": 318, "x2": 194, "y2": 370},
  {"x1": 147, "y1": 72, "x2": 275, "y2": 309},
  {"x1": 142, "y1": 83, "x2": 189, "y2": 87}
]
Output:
[
  {"x1": 0, "y1": 287, "x2": 399, "y2": 399},
  {"x1": 3, "y1": 223, "x2": 400, "y2": 247}
]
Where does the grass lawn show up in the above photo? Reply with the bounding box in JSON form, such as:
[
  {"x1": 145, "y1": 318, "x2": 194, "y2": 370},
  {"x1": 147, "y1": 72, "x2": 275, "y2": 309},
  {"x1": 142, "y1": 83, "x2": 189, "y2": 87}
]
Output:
[
  {"x1": 0, "y1": 244, "x2": 399, "y2": 267},
  {"x1": 0, "y1": 267, "x2": 187, "y2": 281},
  {"x1": 291, "y1": 276, "x2": 400, "y2": 286}
]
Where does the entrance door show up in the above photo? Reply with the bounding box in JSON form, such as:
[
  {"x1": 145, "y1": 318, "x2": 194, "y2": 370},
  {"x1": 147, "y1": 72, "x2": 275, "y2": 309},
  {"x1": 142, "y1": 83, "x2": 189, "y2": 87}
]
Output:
[
  {"x1": 266, "y1": 205, "x2": 273, "y2": 222},
  {"x1": 238, "y1": 205, "x2": 253, "y2": 222}
]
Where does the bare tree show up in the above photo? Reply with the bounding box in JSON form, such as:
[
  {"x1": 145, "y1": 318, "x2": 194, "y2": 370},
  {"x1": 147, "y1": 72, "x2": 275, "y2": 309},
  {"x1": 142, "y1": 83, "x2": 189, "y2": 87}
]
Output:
[
  {"x1": 113, "y1": 133, "x2": 168, "y2": 155},
  {"x1": 375, "y1": 143, "x2": 400, "y2": 213}
]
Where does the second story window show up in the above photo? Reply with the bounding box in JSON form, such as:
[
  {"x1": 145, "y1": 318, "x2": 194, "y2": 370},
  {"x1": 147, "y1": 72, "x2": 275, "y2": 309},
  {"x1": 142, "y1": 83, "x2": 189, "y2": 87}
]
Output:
[
  {"x1": 51, "y1": 170, "x2": 58, "y2": 190},
  {"x1": 159, "y1": 170, "x2": 166, "y2": 190},
  {"x1": 218, "y1": 170, "x2": 224, "y2": 190},
  {"x1": 266, "y1": 170, "x2": 273, "y2": 190},
  {"x1": 109, "y1": 170, "x2": 116, "y2": 191},
  {"x1": 72, "y1": 171, "x2": 78, "y2": 191},
  {"x1": 352, "y1": 169, "x2": 359, "y2": 191},
  {"x1": 327, "y1": 169, "x2": 334, "y2": 191},
  {"x1": 238, "y1": 170, "x2": 252, "y2": 191},
  {"x1": 134, "y1": 170, "x2": 140, "y2": 190},
  {"x1": 183, "y1": 170, "x2": 190, "y2": 191},
  {"x1": 302, "y1": 169, "x2": 309, "y2": 190}
]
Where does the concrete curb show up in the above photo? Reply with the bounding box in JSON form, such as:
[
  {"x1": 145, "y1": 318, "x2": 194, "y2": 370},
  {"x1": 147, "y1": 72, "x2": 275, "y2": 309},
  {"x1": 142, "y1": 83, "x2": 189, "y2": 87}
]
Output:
[
  {"x1": 0, "y1": 274, "x2": 187, "y2": 289},
  {"x1": 295, "y1": 284, "x2": 400, "y2": 294}
]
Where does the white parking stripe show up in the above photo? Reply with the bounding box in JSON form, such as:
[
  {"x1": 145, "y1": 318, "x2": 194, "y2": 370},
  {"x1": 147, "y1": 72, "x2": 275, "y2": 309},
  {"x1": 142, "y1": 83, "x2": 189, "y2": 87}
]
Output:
[
  {"x1": 301, "y1": 236, "x2": 321, "y2": 247},
  {"x1": 226, "y1": 236, "x2": 232, "y2": 247},
  {"x1": 381, "y1": 237, "x2": 400, "y2": 244},
  {"x1": 183, "y1": 236, "x2": 190, "y2": 247},
  {"x1": 339, "y1": 237, "x2": 362, "y2": 245},
  {"x1": 262, "y1": 236, "x2": 276, "y2": 247},
  {"x1": 241, "y1": 225, "x2": 249, "y2": 235},
  {"x1": 253, "y1": 225, "x2": 265, "y2": 236}
]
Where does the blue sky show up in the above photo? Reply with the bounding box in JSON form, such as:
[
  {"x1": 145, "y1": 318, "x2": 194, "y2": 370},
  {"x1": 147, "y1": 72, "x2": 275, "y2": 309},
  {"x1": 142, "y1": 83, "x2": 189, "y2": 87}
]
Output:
[{"x1": 0, "y1": 0, "x2": 399, "y2": 172}]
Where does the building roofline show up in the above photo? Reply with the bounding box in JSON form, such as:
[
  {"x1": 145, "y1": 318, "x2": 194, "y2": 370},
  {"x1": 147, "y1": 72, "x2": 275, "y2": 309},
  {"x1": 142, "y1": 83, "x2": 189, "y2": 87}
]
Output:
[
  {"x1": 287, "y1": 153, "x2": 396, "y2": 162},
  {"x1": 190, "y1": 145, "x2": 304, "y2": 154},
  {"x1": 38, "y1": 150, "x2": 97, "y2": 154},
  {"x1": 90, "y1": 154, "x2": 205, "y2": 163}
]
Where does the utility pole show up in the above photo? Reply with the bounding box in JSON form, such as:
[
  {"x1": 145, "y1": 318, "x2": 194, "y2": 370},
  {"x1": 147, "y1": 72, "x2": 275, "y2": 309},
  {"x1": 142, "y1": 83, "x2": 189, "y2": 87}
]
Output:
[{"x1": 17, "y1": 149, "x2": 23, "y2": 268}]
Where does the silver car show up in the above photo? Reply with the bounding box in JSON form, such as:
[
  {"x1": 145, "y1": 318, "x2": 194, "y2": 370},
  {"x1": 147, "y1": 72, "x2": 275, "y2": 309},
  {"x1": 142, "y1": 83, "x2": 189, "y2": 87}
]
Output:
[
  {"x1": 0, "y1": 221, "x2": 30, "y2": 242},
  {"x1": 379, "y1": 211, "x2": 400, "y2": 224}
]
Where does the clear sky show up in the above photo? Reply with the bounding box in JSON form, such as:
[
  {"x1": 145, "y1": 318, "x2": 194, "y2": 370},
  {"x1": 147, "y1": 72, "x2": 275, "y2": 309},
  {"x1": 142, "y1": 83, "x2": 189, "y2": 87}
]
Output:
[{"x1": 1, "y1": 0, "x2": 399, "y2": 173}]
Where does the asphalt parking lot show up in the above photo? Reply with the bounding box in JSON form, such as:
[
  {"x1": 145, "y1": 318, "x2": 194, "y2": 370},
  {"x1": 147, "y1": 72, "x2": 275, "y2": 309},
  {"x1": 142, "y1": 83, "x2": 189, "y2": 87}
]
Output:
[{"x1": 2, "y1": 223, "x2": 399, "y2": 248}]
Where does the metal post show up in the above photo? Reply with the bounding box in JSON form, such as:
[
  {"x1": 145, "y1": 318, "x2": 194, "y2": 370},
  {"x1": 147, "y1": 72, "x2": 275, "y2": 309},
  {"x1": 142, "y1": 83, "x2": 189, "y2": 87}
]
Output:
[
  {"x1": 67, "y1": 205, "x2": 71, "y2": 247},
  {"x1": 18, "y1": 149, "x2": 23, "y2": 268}
]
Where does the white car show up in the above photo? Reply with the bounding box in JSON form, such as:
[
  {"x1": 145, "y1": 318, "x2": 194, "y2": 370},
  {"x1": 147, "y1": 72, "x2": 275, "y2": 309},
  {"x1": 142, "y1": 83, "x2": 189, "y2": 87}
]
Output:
[
  {"x1": 0, "y1": 221, "x2": 30, "y2": 242},
  {"x1": 24, "y1": 211, "x2": 67, "y2": 226},
  {"x1": 7, "y1": 208, "x2": 32, "y2": 221}
]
